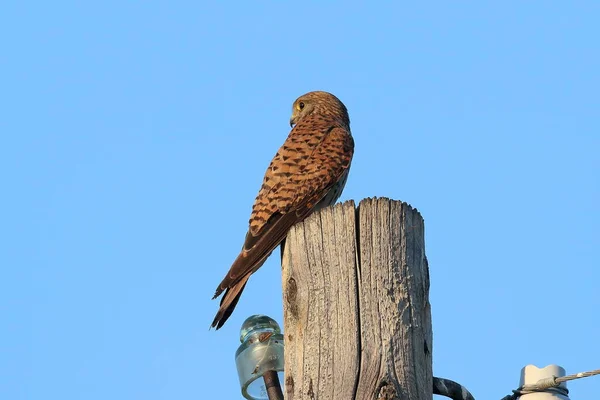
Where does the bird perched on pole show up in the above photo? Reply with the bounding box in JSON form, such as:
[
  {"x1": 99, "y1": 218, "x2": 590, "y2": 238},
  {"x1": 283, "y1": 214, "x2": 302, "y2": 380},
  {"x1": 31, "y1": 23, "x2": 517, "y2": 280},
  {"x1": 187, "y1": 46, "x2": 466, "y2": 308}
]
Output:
[{"x1": 211, "y1": 91, "x2": 355, "y2": 330}]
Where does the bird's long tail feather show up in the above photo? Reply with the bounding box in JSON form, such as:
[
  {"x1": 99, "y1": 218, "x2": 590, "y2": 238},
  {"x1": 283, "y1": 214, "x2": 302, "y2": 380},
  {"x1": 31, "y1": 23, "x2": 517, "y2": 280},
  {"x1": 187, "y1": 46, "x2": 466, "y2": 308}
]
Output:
[{"x1": 210, "y1": 274, "x2": 250, "y2": 330}]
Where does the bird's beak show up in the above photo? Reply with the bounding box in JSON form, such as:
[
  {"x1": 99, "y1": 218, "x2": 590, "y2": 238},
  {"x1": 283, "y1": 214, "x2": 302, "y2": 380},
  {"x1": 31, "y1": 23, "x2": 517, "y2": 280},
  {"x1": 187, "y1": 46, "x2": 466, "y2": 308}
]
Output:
[{"x1": 289, "y1": 117, "x2": 296, "y2": 128}]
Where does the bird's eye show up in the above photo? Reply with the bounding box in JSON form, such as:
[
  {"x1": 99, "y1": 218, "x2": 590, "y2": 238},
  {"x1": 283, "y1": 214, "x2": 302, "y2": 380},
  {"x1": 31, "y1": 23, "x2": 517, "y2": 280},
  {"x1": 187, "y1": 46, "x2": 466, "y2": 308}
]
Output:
[{"x1": 299, "y1": 101, "x2": 305, "y2": 110}]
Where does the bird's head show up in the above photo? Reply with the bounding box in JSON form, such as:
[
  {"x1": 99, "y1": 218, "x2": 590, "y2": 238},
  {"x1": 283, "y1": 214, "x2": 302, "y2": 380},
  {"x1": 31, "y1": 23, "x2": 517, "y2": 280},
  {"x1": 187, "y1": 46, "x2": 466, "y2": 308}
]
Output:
[{"x1": 289, "y1": 91, "x2": 350, "y2": 129}]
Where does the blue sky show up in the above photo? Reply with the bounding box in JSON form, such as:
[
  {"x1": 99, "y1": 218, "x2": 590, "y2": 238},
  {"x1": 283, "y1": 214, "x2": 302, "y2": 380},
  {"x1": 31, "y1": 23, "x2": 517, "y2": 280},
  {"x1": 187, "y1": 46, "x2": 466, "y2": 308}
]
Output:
[{"x1": 2, "y1": 2, "x2": 598, "y2": 399}]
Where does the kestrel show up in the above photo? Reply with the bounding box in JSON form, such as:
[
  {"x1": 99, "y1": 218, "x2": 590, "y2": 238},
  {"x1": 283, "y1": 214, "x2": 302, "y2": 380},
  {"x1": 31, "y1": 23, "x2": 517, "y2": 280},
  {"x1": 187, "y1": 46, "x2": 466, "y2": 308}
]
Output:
[{"x1": 211, "y1": 91, "x2": 354, "y2": 329}]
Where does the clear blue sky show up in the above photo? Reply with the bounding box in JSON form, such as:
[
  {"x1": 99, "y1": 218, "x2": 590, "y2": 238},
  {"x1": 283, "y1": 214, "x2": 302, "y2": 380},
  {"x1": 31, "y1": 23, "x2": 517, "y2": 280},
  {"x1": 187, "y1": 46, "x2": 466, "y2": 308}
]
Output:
[{"x1": 2, "y1": 2, "x2": 598, "y2": 399}]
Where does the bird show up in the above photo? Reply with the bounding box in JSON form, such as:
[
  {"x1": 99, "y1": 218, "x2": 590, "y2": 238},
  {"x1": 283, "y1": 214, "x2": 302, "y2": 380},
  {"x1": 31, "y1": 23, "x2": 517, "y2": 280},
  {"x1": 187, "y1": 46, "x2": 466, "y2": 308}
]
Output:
[{"x1": 211, "y1": 91, "x2": 354, "y2": 330}]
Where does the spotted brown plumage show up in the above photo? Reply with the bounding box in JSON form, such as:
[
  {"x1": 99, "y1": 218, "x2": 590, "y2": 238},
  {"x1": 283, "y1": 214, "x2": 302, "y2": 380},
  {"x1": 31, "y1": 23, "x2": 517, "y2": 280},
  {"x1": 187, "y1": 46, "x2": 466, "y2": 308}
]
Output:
[{"x1": 211, "y1": 91, "x2": 354, "y2": 330}]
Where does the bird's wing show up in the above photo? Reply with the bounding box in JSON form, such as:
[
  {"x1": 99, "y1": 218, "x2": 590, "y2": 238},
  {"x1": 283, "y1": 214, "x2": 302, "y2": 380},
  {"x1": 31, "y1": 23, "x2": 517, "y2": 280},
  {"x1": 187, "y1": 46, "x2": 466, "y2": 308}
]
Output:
[{"x1": 213, "y1": 124, "x2": 354, "y2": 298}]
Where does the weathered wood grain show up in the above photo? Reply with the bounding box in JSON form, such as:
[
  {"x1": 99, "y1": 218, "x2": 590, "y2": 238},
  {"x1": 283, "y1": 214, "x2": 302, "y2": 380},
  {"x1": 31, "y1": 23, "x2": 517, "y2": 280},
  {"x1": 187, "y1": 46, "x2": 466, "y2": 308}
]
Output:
[{"x1": 282, "y1": 198, "x2": 432, "y2": 400}]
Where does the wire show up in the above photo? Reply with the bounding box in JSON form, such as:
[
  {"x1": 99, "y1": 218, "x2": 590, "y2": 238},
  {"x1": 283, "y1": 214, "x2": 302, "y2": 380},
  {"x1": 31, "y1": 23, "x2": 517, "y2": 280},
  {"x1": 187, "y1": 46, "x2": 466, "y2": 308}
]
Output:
[
  {"x1": 433, "y1": 377, "x2": 475, "y2": 400},
  {"x1": 556, "y1": 369, "x2": 600, "y2": 385}
]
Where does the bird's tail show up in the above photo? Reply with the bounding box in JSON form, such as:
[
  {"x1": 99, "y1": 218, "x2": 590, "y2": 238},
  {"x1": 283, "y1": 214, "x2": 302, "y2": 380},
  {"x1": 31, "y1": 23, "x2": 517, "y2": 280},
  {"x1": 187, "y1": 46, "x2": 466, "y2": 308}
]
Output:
[{"x1": 210, "y1": 274, "x2": 250, "y2": 330}]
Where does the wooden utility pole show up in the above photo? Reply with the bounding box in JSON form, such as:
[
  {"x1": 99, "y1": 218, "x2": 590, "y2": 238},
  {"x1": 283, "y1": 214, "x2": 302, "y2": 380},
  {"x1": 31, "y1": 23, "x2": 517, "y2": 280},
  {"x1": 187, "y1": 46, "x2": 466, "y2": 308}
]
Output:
[{"x1": 281, "y1": 198, "x2": 432, "y2": 400}]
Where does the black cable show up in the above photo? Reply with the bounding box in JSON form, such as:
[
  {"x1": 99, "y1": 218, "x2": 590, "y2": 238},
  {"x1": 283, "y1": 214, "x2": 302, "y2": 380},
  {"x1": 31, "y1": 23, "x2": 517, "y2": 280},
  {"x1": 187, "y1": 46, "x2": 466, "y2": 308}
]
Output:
[{"x1": 433, "y1": 376, "x2": 475, "y2": 400}]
